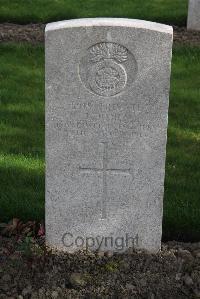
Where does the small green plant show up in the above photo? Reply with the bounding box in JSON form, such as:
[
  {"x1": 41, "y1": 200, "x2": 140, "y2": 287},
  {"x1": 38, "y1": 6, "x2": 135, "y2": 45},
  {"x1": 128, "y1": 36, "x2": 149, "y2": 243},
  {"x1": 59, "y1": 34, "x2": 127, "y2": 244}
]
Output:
[
  {"x1": 104, "y1": 261, "x2": 119, "y2": 272},
  {"x1": 17, "y1": 234, "x2": 33, "y2": 257},
  {"x1": 17, "y1": 234, "x2": 45, "y2": 258}
]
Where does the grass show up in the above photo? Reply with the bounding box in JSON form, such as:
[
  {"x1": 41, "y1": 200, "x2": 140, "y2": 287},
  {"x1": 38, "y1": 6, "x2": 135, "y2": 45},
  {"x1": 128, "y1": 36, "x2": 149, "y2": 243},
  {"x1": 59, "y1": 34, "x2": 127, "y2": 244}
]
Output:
[
  {"x1": 0, "y1": 43, "x2": 199, "y2": 240},
  {"x1": 0, "y1": 0, "x2": 188, "y2": 26},
  {"x1": 163, "y1": 46, "x2": 200, "y2": 241},
  {"x1": 0, "y1": 43, "x2": 44, "y2": 221}
]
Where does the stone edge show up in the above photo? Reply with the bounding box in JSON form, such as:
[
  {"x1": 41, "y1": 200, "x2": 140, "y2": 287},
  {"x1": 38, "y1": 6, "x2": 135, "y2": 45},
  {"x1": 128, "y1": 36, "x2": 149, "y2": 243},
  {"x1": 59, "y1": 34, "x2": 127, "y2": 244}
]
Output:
[{"x1": 45, "y1": 18, "x2": 173, "y2": 35}]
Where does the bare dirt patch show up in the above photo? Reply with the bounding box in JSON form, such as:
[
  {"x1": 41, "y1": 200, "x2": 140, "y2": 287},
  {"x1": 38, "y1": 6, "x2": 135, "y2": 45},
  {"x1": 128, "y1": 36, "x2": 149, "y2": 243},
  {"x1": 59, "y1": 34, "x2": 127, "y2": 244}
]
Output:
[
  {"x1": 0, "y1": 23, "x2": 45, "y2": 44},
  {"x1": 0, "y1": 23, "x2": 200, "y2": 46},
  {"x1": 173, "y1": 26, "x2": 200, "y2": 46},
  {"x1": 0, "y1": 236, "x2": 200, "y2": 298}
]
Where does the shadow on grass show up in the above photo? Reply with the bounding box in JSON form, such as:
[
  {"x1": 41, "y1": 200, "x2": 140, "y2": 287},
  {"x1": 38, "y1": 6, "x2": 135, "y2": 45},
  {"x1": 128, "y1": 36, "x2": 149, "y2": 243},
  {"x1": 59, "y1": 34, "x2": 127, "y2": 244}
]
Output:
[
  {"x1": 0, "y1": 164, "x2": 44, "y2": 222},
  {"x1": 0, "y1": 109, "x2": 44, "y2": 157},
  {"x1": 0, "y1": 43, "x2": 45, "y2": 222},
  {"x1": 162, "y1": 46, "x2": 200, "y2": 241}
]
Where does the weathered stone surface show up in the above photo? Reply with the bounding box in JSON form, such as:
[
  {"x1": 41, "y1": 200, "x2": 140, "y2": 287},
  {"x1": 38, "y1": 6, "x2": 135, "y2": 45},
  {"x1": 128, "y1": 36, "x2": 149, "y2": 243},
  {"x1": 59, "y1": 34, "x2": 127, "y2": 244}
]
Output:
[
  {"x1": 45, "y1": 18, "x2": 173, "y2": 253},
  {"x1": 187, "y1": 0, "x2": 200, "y2": 31}
]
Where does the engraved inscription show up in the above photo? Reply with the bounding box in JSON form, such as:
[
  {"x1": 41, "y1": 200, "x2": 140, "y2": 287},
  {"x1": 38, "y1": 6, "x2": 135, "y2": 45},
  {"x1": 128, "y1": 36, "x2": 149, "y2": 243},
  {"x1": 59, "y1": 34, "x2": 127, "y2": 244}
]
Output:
[
  {"x1": 79, "y1": 42, "x2": 137, "y2": 97},
  {"x1": 50, "y1": 97, "x2": 159, "y2": 140},
  {"x1": 79, "y1": 142, "x2": 131, "y2": 219}
]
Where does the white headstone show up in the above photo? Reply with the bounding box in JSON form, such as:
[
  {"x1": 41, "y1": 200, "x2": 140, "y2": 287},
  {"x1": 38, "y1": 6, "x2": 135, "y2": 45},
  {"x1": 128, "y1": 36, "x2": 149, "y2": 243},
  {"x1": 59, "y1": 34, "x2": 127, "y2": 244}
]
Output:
[
  {"x1": 187, "y1": 0, "x2": 200, "y2": 31},
  {"x1": 45, "y1": 18, "x2": 173, "y2": 253}
]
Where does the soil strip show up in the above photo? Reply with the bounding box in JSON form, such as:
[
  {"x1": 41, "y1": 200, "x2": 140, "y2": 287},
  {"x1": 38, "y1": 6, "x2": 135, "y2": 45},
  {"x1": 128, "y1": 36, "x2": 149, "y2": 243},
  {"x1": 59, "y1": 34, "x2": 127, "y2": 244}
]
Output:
[{"x1": 0, "y1": 23, "x2": 200, "y2": 46}]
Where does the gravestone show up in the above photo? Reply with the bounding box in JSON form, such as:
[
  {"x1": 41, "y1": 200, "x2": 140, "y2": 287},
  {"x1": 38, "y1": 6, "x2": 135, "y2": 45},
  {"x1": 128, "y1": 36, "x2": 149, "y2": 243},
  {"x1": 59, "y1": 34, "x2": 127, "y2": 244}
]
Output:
[
  {"x1": 45, "y1": 18, "x2": 173, "y2": 253},
  {"x1": 187, "y1": 0, "x2": 200, "y2": 31}
]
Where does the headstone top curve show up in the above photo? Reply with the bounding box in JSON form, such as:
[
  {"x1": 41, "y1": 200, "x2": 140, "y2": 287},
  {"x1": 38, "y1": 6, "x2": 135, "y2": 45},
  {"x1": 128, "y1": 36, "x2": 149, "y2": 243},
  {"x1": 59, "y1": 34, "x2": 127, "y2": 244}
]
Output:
[{"x1": 45, "y1": 18, "x2": 173, "y2": 35}]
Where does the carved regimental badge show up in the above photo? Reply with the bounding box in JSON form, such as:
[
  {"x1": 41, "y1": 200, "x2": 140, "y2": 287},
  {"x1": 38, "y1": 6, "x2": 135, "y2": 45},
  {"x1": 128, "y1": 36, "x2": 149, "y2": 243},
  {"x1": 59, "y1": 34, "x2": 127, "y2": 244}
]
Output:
[{"x1": 79, "y1": 42, "x2": 137, "y2": 97}]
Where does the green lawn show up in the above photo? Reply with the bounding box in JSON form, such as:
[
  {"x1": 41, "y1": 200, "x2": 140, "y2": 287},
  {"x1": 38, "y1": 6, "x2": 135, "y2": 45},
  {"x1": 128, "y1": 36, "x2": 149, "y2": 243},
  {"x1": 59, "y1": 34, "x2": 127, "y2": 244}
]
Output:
[
  {"x1": 0, "y1": 44, "x2": 44, "y2": 222},
  {"x1": 0, "y1": 0, "x2": 188, "y2": 26},
  {"x1": 163, "y1": 46, "x2": 200, "y2": 241},
  {"x1": 0, "y1": 43, "x2": 199, "y2": 241}
]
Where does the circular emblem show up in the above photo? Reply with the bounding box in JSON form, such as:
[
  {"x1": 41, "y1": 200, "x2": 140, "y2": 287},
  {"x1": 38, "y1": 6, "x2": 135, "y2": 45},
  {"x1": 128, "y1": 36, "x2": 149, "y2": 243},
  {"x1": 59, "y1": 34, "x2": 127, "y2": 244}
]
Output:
[
  {"x1": 79, "y1": 42, "x2": 137, "y2": 97},
  {"x1": 89, "y1": 60, "x2": 127, "y2": 96}
]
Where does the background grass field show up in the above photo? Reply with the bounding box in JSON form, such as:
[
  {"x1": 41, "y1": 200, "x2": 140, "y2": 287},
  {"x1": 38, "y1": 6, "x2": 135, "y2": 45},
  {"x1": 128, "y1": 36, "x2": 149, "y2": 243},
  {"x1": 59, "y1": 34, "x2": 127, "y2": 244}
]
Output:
[
  {"x1": 0, "y1": 44, "x2": 44, "y2": 222},
  {"x1": 0, "y1": 43, "x2": 199, "y2": 240},
  {"x1": 0, "y1": 0, "x2": 188, "y2": 25}
]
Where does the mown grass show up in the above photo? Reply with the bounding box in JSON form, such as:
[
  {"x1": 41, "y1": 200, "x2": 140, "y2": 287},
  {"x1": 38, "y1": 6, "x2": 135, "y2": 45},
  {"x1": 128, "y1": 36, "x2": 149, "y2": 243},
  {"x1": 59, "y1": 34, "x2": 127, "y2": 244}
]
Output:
[
  {"x1": 0, "y1": 43, "x2": 44, "y2": 221},
  {"x1": 0, "y1": 0, "x2": 188, "y2": 26},
  {"x1": 163, "y1": 46, "x2": 200, "y2": 241},
  {"x1": 0, "y1": 43, "x2": 199, "y2": 240}
]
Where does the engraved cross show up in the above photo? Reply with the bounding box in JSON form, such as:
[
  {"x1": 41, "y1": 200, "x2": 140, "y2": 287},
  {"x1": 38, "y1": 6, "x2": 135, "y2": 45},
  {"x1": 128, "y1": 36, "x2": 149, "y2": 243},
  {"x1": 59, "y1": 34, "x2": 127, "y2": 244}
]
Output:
[{"x1": 79, "y1": 142, "x2": 131, "y2": 219}]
